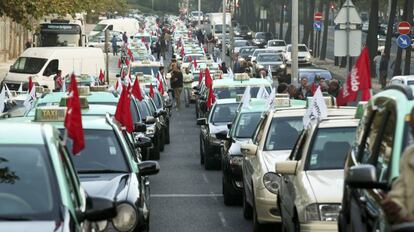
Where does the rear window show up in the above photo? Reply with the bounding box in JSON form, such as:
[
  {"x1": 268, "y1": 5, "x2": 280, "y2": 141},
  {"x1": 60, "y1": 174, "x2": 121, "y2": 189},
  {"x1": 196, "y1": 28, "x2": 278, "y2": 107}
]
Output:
[{"x1": 306, "y1": 127, "x2": 356, "y2": 170}]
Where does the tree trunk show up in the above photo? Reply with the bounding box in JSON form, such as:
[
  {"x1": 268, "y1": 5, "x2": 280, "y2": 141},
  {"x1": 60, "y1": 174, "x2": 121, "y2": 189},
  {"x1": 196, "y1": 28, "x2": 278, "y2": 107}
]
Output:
[
  {"x1": 309, "y1": 0, "x2": 315, "y2": 50},
  {"x1": 320, "y1": 0, "x2": 330, "y2": 60},
  {"x1": 403, "y1": 0, "x2": 412, "y2": 74},
  {"x1": 279, "y1": 0, "x2": 285, "y2": 40},
  {"x1": 301, "y1": 0, "x2": 309, "y2": 43},
  {"x1": 284, "y1": 0, "x2": 292, "y2": 43},
  {"x1": 366, "y1": 0, "x2": 379, "y2": 74},
  {"x1": 381, "y1": 0, "x2": 397, "y2": 80}
]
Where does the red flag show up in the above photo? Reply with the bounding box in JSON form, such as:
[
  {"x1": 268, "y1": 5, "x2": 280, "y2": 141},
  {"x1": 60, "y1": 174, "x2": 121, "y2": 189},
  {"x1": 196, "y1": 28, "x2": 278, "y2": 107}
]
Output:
[
  {"x1": 127, "y1": 48, "x2": 134, "y2": 61},
  {"x1": 141, "y1": 37, "x2": 145, "y2": 43},
  {"x1": 132, "y1": 76, "x2": 144, "y2": 101},
  {"x1": 157, "y1": 72, "x2": 165, "y2": 95},
  {"x1": 99, "y1": 69, "x2": 105, "y2": 83},
  {"x1": 28, "y1": 76, "x2": 33, "y2": 92},
  {"x1": 206, "y1": 87, "x2": 216, "y2": 109},
  {"x1": 181, "y1": 48, "x2": 185, "y2": 57},
  {"x1": 188, "y1": 56, "x2": 192, "y2": 62},
  {"x1": 193, "y1": 59, "x2": 197, "y2": 69},
  {"x1": 115, "y1": 85, "x2": 134, "y2": 133},
  {"x1": 149, "y1": 83, "x2": 155, "y2": 98},
  {"x1": 203, "y1": 47, "x2": 207, "y2": 53},
  {"x1": 125, "y1": 59, "x2": 130, "y2": 66},
  {"x1": 118, "y1": 58, "x2": 122, "y2": 68},
  {"x1": 64, "y1": 74, "x2": 85, "y2": 155},
  {"x1": 205, "y1": 68, "x2": 213, "y2": 88},
  {"x1": 199, "y1": 71, "x2": 204, "y2": 87},
  {"x1": 311, "y1": 82, "x2": 317, "y2": 95},
  {"x1": 337, "y1": 47, "x2": 371, "y2": 106}
]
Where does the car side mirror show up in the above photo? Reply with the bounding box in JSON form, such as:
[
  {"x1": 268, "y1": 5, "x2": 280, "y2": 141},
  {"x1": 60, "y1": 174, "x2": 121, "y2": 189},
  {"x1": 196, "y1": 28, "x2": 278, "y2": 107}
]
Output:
[
  {"x1": 134, "y1": 123, "x2": 147, "y2": 133},
  {"x1": 240, "y1": 143, "x2": 257, "y2": 156},
  {"x1": 153, "y1": 111, "x2": 159, "y2": 118},
  {"x1": 215, "y1": 131, "x2": 228, "y2": 140},
  {"x1": 227, "y1": 123, "x2": 232, "y2": 129},
  {"x1": 197, "y1": 118, "x2": 207, "y2": 126},
  {"x1": 138, "y1": 161, "x2": 160, "y2": 175},
  {"x1": 135, "y1": 136, "x2": 152, "y2": 148},
  {"x1": 275, "y1": 161, "x2": 298, "y2": 175},
  {"x1": 159, "y1": 109, "x2": 167, "y2": 116},
  {"x1": 83, "y1": 197, "x2": 117, "y2": 222},
  {"x1": 345, "y1": 164, "x2": 389, "y2": 190},
  {"x1": 144, "y1": 116, "x2": 156, "y2": 124}
]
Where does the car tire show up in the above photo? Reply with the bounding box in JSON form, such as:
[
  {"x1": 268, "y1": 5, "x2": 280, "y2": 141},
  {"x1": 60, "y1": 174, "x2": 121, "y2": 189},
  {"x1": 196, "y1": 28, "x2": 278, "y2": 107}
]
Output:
[
  {"x1": 243, "y1": 188, "x2": 253, "y2": 220},
  {"x1": 159, "y1": 131, "x2": 165, "y2": 152},
  {"x1": 223, "y1": 176, "x2": 237, "y2": 206},
  {"x1": 200, "y1": 136, "x2": 204, "y2": 165}
]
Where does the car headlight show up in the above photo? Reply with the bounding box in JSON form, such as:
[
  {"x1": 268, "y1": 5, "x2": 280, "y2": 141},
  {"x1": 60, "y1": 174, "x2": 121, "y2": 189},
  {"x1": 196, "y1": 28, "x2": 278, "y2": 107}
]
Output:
[
  {"x1": 279, "y1": 64, "x2": 286, "y2": 69},
  {"x1": 247, "y1": 32, "x2": 252, "y2": 35},
  {"x1": 305, "y1": 203, "x2": 341, "y2": 221},
  {"x1": 229, "y1": 155, "x2": 243, "y2": 166},
  {"x1": 112, "y1": 203, "x2": 137, "y2": 232},
  {"x1": 146, "y1": 127, "x2": 155, "y2": 136},
  {"x1": 257, "y1": 65, "x2": 264, "y2": 69},
  {"x1": 306, "y1": 54, "x2": 312, "y2": 60},
  {"x1": 262, "y1": 172, "x2": 280, "y2": 194}
]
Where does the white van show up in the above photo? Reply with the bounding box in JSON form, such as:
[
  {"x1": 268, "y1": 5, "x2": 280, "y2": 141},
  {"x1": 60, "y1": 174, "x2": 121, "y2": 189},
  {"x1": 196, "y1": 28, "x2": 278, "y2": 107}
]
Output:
[
  {"x1": 88, "y1": 18, "x2": 140, "y2": 39},
  {"x1": 4, "y1": 47, "x2": 105, "y2": 90}
]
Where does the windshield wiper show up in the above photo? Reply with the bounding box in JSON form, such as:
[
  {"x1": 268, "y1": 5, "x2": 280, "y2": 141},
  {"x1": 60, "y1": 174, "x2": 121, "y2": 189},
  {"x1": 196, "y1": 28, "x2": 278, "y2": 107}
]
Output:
[
  {"x1": 78, "y1": 169, "x2": 128, "y2": 174},
  {"x1": 0, "y1": 216, "x2": 31, "y2": 221}
]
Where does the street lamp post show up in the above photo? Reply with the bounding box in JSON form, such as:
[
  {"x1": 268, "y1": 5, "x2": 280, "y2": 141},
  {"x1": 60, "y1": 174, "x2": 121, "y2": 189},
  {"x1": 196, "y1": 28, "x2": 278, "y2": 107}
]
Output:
[
  {"x1": 222, "y1": 0, "x2": 227, "y2": 61},
  {"x1": 291, "y1": 0, "x2": 299, "y2": 86},
  {"x1": 198, "y1": 0, "x2": 201, "y2": 26}
]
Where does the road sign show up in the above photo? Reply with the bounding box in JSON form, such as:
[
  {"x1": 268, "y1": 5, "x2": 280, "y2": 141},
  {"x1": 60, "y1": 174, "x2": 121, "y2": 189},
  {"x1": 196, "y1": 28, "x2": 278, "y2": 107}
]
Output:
[
  {"x1": 397, "y1": 34, "x2": 411, "y2": 49},
  {"x1": 398, "y1": 21, "x2": 411, "y2": 35},
  {"x1": 314, "y1": 21, "x2": 322, "y2": 31},
  {"x1": 314, "y1": 12, "x2": 323, "y2": 21}
]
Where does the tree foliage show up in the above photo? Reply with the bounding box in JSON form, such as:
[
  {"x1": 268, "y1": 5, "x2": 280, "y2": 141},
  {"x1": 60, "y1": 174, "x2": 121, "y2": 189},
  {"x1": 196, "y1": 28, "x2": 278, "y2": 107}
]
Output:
[{"x1": 0, "y1": 0, "x2": 127, "y2": 27}]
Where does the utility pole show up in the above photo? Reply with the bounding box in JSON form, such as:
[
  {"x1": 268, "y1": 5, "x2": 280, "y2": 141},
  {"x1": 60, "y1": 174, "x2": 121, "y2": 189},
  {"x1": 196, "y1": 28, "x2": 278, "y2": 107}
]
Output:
[
  {"x1": 346, "y1": 0, "x2": 350, "y2": 75},
  {"x1": 198, "y1": 0, "x2": 201, "y2": 26},
  {"x1": 222, "y1": 0, "x2": 227, "y2": 61},
  {"x1": 104, "y1": 29, "x2": 109, "y2": 84},
  {"x1": 291, "y1": 0, "x2": 299, "y2": 85}
]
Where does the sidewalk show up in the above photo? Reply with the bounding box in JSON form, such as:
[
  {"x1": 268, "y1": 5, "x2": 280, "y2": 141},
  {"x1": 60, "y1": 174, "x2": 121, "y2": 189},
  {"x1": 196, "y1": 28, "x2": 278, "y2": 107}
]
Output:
[
  {"x1": 0, "y1": 60, "x2": 15, "y2": 83},
  {"x1": 312, "y1": 58, "x2": 383, "y2": 94}
]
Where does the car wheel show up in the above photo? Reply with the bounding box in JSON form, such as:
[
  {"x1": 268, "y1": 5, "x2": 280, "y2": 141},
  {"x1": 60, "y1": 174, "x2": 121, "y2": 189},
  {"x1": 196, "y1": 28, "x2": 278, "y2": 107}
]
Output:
[
  {"x1": 242, "y1": 188, "x2": 253, "y2": 220},
  {"x1": 159, "y1": 131, "x2": 165, "y2": 152},
  {"x1": 200, "y1": 136, "x2": 204, "y2": 164},
  {"x1": 222, "y1": 176, "x2": 236, "y2": 206}
]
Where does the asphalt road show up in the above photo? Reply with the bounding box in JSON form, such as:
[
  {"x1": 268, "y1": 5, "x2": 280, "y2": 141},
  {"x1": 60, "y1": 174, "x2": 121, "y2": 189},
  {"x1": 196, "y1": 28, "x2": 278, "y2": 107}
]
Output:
[{"x1": 148, "y1": 106, "x2": 254, "y2": 232}]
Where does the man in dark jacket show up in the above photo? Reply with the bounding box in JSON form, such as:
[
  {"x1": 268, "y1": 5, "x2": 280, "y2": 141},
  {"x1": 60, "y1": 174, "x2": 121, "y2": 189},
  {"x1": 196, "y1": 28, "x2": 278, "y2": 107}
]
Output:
[{"x1": 170, "y1": 65, "x2": 183, "y2": 110}]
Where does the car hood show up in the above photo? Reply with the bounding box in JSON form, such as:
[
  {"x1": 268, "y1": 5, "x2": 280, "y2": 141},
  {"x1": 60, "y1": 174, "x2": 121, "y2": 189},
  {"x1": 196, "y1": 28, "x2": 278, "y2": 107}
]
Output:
[
  {"x1": 79, "y1": 173, "x2": 130, "y2": 200},
  {"x1": 261, "y1": 150, "x2": 291, "y2": 172},
  {"x1": 0, "y1": 221, "x2": 62, "y2": 232},
  {"x1": 257, "y1": 61, "x2": 283, "y2": 66},
  {"x1": 209, "y1": 123, "x2": 229, "y2": 134},
  {"x1": 229, "y1": 138, "x2": 250, "y2": 155},
  {"x1": 305, "y1": 170, "x2": 344, "y2": 203}
]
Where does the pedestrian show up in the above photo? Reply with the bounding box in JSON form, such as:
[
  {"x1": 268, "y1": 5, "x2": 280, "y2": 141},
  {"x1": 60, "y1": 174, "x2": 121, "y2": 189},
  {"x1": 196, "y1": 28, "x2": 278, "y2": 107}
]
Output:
[
  {"x1": 297, "y1": 76, "x2": 312, "y2": 100},
  {"x1": 160, "y1": 33, "x2": 166, "y2": 60},
  {"x1": 373, "y1": 51, "x2": 382, "y2": 79},
  {"x1": 220, "y1": 62, "x2": 228, "y2": 74},
  {"x1": 183, "y1": 67, "x2": 193, "y2": 107},
  {"x1": 170, "y1": 65, "x2": 183, "y2": 110},
  {"x1": 380, "y1": 108, "x2": 414, "y2": 224},
  {"x1": 122, "y1": 32, "x2": 128, "y2": 45},
  {"x1": 111, "y1": 35, "x2": 118, "y2": 56},
  {"x1": 53, "y1": 70, "x2": 63, "y2": 92},
  {"x1": 327, "y1": 79, "x2": 340, "y2": 97},
  {"x1": 287, "y1": 84, "x2": 298, "y2": 99},
  {"x1": 277, "y1": 83, "x2": 289, "y2": 94},
  {"x1": 379, "y1": 53, "x2": 388, "y2": 89},
  {"x1": 233, "y1": 55, "x2": 241, "y2": 73}
]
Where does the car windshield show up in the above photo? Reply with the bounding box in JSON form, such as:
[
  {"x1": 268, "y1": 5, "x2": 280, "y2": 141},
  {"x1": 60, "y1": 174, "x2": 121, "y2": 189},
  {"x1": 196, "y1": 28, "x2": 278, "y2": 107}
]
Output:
[
  {"x1": 269, "y1": 41, "x2": 285, "y2": 46},
  {"x1": 252, "y1": 50, "x2": 275, "y2": 57},
  {"x1": 257, "y1": 54, "x2": 283, "y2": 62},
  {"x1": 65, "y1": 130, "x2": 129, "y2": 173},
  {"x1": 153, "y1": 93, "x2": 163, "y2": 109},
  {"x1": 137, "y1": 100, "x2": 150, "y2": 118},
  {"x1": 10, "y1": 57, "x2": 47, "y2": 74},
  {"x1": 287, "y1": 45, "x2": 308, "y2": 52},
  {"x1": 93, "y1": 24, "x2": 107, "y2": 31},
  {"x1": 235, "y1": 112, "x2": 262, "y2": 138},
  {"x1": 239, "y1": 47, "x2": 256, "y2": 56},
  {"x1": 130, "y1": 66, "x2": 159, "y2": 75},
  {"x1": 264, "y1": 117, "x2": 303, "y2": 150},
  {"x1": 299, "y1": 70, "x2": 332, "y2": 83},
  {"x1": 215, "y1": 25, "x2": 230, "y2": 33},
  {"x1": 0, "y1": 145, "x2": 59, "y2": 220},
  {"x1": 211, "y1": 103, "x2": 239, "y2": 124},
  {"x1": 235, "y1": 41, "x2": 248, "y2": 47},
  {"x1": 214, "y1": 86, "x2": 271, "y2": 99},
  {"x1": 306, "y1": 127, "x2": 356, "y2": 170}
]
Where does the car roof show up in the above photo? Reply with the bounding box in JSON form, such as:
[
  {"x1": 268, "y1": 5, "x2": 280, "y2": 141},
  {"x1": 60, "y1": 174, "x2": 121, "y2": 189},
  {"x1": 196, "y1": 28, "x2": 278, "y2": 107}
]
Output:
[
  {"x1": 213, "y1": 78, "x2": 272, "y2": 88},
  {"x1": 37, "y1": 92, "x2": 118, "y2": 105},
  {"x1": 0, "y1": 122, "x2": 47, "y2": 144},
  {"x1": 317, "y1": 118, "x2": 360, "y2": 128},
  {"x1": 215, "y1": 98, "x2": 239, "y2": 104}
]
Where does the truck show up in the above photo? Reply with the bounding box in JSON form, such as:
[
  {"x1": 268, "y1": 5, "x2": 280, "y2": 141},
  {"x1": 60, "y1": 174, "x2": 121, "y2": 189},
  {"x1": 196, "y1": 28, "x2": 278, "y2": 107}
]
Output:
[
  {"x1": 34, "y1": 14, "x2": 87, "y2": 47},
  {"x1": 208, "y1": 13, "x2": 231, "y2": 41}
]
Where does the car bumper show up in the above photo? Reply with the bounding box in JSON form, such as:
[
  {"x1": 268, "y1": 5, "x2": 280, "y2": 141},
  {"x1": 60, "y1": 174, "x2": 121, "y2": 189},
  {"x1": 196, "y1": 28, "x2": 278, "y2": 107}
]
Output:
[
  {"x1": 300, "y1": 221, "x2": 338, "y2": 232},
  {"x1": 255, "y1": 187, "x2": 281, "y2": 223}
]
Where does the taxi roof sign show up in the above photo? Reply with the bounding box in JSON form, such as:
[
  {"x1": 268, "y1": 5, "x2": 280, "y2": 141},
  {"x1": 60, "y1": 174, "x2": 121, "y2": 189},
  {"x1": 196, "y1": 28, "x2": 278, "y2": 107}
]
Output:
[
  {"x1": 60, "y1": 96, "x2": 89, "y2": 109},
  {"x1": 234, "y1": 73, "x2": 250, "y2": 81},
  {"x1": 306, "y1": 96, "x2": 336, "y2": 108},
  {"x1": 90, "y1": 85, "x2": 108, "y2": 92},
  {"x1": 34, "y1": 106, "x2": 66, "y2": 122},
  {"x1": 77, "y1": 86, "x2": 91, "y2": 96},
  {"x1": 274, "y1": 94, "x2": 291, "y2": 107}
]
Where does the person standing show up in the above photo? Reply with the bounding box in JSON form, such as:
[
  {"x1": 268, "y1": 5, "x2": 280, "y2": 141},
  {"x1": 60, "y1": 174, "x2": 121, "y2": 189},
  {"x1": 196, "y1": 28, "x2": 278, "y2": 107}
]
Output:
[
  {"x1": 183, "y1": 67, "x2": 193, "y2": 107},
  {"x1": 373, "y1": 51, "x2": 382, "y2": 79},
  {"x1": 220, "y1": 62, "x2": 228, "y2": 74},
  {"x1": 111, "y1": 35, "x2": 118, "y2": 56},
  {"x1": 53, "y1": 70, "x2": 63, "y2": 92},
  {"x1": 297, "y1": 76, "x2": 311, "y2": 100},
  {"x1": 122, "y1": 32, "x2": 128, "y2": 45},
  {"x1": 170, "y1": 65, "x2": 183, "y2": 110}
]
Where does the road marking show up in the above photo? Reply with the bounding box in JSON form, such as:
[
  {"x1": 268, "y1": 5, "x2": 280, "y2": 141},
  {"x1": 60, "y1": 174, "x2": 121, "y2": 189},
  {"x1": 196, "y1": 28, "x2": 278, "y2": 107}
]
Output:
[
  {"x1": 218, "y1": 212, "x2": 228, "y2": 227},
  {"x1": 202, "y1": 173, "x2": 209, "y2": 183},
  {"x1": 151, "y1": 193, "x2": 223, "y2": 198}
]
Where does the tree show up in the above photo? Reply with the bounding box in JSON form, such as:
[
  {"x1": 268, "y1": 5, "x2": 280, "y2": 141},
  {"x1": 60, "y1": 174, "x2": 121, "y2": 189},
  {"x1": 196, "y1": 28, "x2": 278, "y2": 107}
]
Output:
[
  {"x1": 284, "y1": 0, "x2": 292, "y2": 43},
  {"x1": 320, "y1": 0, "x2": 330, "y2": 60},
  {"x1": 380, "y1": 0, "x2": 397, "y2": 86},
  {"x1": 366, "y1": 0, "x2": 379, "y2": 76}
]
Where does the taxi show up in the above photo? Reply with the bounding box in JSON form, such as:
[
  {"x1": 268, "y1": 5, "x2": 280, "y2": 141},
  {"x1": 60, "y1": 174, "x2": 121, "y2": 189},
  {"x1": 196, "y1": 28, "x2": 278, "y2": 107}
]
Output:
[
  {"x1": 240, "y1": 96, "x2": 356, "y2": 230},
  {"x1": 128, "y1": 60, "x2": 162, "y2": 77},
  {"x1": 9, "y1": 107, "x2": 160, "y2": 232},
  {"x1": 339, "y1": 85, "x2": 414, "y2": 232},
  {"x1": 0, "y1": 122, "x2": 116, "y2": 231},
  {"x1": 221, "y1": 98, "x2": 267, "y2": 205},
  {"x1": 197, "y1": 99, "x2": 240, "y2": 170},
  {"x1": 276, "y1": 117, "x2": 358, "y2": 232}
]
